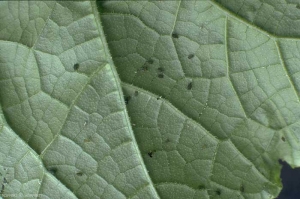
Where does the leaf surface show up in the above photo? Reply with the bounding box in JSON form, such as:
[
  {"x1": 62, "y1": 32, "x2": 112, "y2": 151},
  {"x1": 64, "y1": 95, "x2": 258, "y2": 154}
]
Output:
[
  {"x1": 0, "y1": 1, "x2": 157, "y2": 199},
  {"x1": 0, "y1": 1, "x2": 300, "y2": 199},
  {"x1": 99, "y1": 0, "x2": 300, "y2": 198}
]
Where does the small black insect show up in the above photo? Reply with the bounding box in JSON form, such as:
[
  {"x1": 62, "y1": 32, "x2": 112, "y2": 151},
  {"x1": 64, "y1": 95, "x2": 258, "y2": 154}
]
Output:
[
  {"x1": 134, "y1": 91, "x2": 139, "y2": 96},
  {"x1": 158, "y1": 73, "x2": 164, "y2": 78},
  {"x1": 0, "y1": 184, "x2": 4, "y2": 194},
  {"x1": 148, "y1": 151, "x2": 153, "y2": 158},
  {"x1": 74, "y1": 63, "x2": 80, "y2": 71},
  {"x1": 76, "y1": 171, "x2": 83, "y2": 176},
  {"x1": 187, "y1": 82, "x2": 192, "y2": 90},
  {"x1": 142, "y1": 65, "x2": 149, "y2": 71},
  {"x1": 216, "y1": 189, "x2": 221, "y2": 195},
  {"x1": 124, "y1": 96, "x2": 131, "y2": 105},
  {"x1": 240, "y1": 184, "x2": 245, "y2": 192},
  {"x1": 147, "y1": 59, "x2": 154, "y2": 64},
  {"x1": 47, "y1": 167, "x2": 58, "y2": 175},
  {"x1": 84, "y1": 138, "x2": 91, "y2": 143},
  {"x1": 148, "y1": 150, "x2": 156, "y2": 158},
  {"x1": 84, "y1": 134, "x2": 92, "y2": 142},
  {"x1": 3, "y1": 177, "x2": 7, "y2": 184},
  {"x1": 198, "y1": 185, "x2": 205, "y2": 189},
  {"x1": 281, "y1": 136, "x2": 286, "y2": 142},
  {"x1": 157, "y1": 67, "x2": 164, "y2": 72},
  {"x1": 188, "y1": 54, "x2": 195, "y2": 59},
  {"x1": 172, "y1": 33, "x2": 179, "y2": 38}
]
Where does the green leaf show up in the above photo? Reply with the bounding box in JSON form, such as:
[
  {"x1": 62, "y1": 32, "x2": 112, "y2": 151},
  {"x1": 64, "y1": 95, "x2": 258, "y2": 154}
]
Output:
[
  {"x1": 0, "y1": 1, "x2": 157, "y2": 199},
  {"x1": 99, "y1": 0, "x2": 300, "y2": 198},
  {"x1": 1, "y1": 0, "x2": 300, "y2": 199}
]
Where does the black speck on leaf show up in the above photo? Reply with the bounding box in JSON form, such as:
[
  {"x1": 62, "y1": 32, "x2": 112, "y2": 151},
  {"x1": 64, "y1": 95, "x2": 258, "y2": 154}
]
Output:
[
  {"x1": 172, "y1": 33, "x2": 179, "y2": 38},
  {"x1": 188, "y1": 54, "x2": 195, "y2": 59},
  {"x1": 76, "y1": 171, "x2": 83, "y2": 176},
  {"x1": 198, "y1": 185, "x2": 205, "y2": 189},
  {"x1": 0, "y1": 184, "x2": 4, "y2": 194},
  {"x1": 281, "y1": 136, "x2": 286, "y2": 142},
  {"x1": 216, "y1": 189, "x2": 221, "y2": 195},
  {"x1": 187, "y1": 82, "x2": 192, "y2": 90},
  {"x1": 124, "y1": 96, "x2": 131, "y2": 105},
  {"x1": 134, "y1": 91, "x2": 139, "y2": 96},
  {"x1": 158, "y1": 73, "x2": 164, "y2": 78},
  {"x1": 240, "y1": 184, "x2": 245, "y2": 192},
  {"x1": 147, "y1": 59, "x2": 154, "y2": 64},
  {"x1": 47, "y1": 167, "x2": 58, "y2": 175},
  {"x1": 142, "y1": 65, "x2": 148, "y2": 71},
  {"x1": 157, "y1": 67, "x2": 164, "y2": 72},
  {"x1": 3, "y1": 177, "x2": 7, "y2": 184},
  {"x1": 148, "y1": 150, "x2": 156, "y2": 158},
  {"x1": 74, "y1": 63, "x2": 80, "y2": 71}
]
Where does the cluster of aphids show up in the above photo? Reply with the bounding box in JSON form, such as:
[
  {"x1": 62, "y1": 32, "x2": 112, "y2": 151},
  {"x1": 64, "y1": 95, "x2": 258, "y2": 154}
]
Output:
[{"x1": 0, "y1": 168, "x2": 8, "y2": 195}]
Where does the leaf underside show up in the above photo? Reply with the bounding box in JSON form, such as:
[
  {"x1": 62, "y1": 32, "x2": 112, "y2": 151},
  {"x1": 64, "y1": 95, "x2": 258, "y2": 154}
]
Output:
[{"x1": 1, "y1": 1, "x2": 300, "y2": 199}]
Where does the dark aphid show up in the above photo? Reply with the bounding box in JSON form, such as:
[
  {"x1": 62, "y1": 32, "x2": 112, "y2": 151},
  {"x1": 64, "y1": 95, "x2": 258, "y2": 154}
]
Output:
[
  {"x1": 134, "y1": 91, "x2": 139, "y2": 96},
  {"x1": 281, "y1": 136, "x2": 286, "y2": 142},
  {"x1": 137, "y1": 65, "x2": 148, "y2": 73},
  {"x1": 240, "y1": 184, "x2": 245, "y2": 192},
  {"x1": 172, "y1": 33, "x2": 179, "y2": 38},
  {"x1": 216, "y1": 189, "x2": 221, "y2": 195},
  {"x1": 74, "y1": 63, "x2": 80, "y2": 71},
  {"x1": 158, "y1": 73, "x2": 164, "y2": 78},
  {"x1": 147, "y1": 59, "x2": 154, "y2": 64},
  {"x1": 47, "y1": 167, "x2": 58, "y2": 175},
  {"x1": 76, "y1": 171, "x2": 83, "y2": 176},
  {"x1": 148, "y1": 151, "x2": 153, "y2": 158},
  {"x1": 124, "y1": 96, "x2": 131, "y2": 105},
  {"x1": 148, "y1": 150, "x2": 156, "y2": 158},
  {"x1": 198, "y1": 185, "x2": 205, "y2": 189},
  {"x1": 0, "y1": 184, "x2": 4, "y2": 194},
  {"x1": 187, "y1": 82, "x2": 192, "y2": 90},
  {"x1": 157, "y1": 67, "x2": 164, "y2": 72},
  {"x1": 188, "y1": 54, "x2": 195, "y2": 59},
  {"x1": 142, "y1": 65, "x2": 148, "y2": 71},
  {"x1": 3, "y1": 177, "x2": 7, "y2": 184}
]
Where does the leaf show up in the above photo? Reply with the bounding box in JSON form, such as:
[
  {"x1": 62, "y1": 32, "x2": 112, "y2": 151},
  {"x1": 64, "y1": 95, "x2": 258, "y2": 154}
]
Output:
[
  {"x1": 0, "y1": 1, "x2": 300, "y2": 199},
  {"x1": 99, "y1": 0, "x2": 300, "y2": 198},
  {"x1": 0, "y1": 1, "x2": 157, "y2": 199}
]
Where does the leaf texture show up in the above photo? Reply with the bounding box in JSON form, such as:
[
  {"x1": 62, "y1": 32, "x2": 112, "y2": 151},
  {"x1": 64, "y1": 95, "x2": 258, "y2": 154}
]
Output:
[
  {"x1": 0, "y1": 0, "x2": 300, "y2": 199},
  {"x1": 0, "y1": 1, "x2": 157, "y2": 199},
  {"x1": 99, "y1": 0, "x2": 300, "y2": 198}
]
